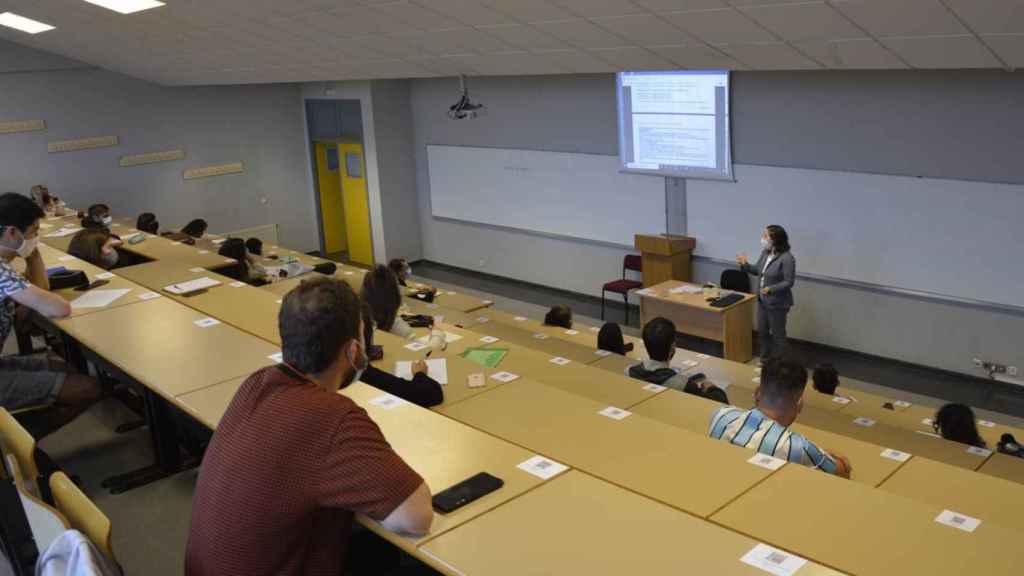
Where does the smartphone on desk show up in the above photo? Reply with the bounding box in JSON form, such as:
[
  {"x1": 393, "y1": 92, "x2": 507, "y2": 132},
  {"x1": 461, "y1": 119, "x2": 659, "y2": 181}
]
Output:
[
  {"x1": 74, "y1": 279, "x2": 109, "y2": 292},
  {"x1": 432, "y1": 472, "x2": 504, "y2": 514}
]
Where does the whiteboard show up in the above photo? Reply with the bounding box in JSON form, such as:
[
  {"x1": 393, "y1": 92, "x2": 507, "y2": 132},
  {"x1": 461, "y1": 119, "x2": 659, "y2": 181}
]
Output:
[
  {"x1": 688, "y1": 164, "x2": 1024, "y2": 309},
  {"x1": 428, "y1": 145, "x2": 665, "y2": 246}
]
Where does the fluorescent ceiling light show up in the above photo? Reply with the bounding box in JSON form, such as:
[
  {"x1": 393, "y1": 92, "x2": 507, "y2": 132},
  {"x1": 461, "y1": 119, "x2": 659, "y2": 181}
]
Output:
[
  {"x1": 0, "y1": 12, "x2": 55, "y2": 34},
  {"x1": 82, "y1": 0, "x2": 166, "y2": 15}
]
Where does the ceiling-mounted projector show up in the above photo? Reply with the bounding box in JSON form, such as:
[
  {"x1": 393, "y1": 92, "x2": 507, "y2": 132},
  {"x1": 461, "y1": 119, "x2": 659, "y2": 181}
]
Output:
[{"x1": 448, "y1": 75, "x2": 486, "y2": 120}]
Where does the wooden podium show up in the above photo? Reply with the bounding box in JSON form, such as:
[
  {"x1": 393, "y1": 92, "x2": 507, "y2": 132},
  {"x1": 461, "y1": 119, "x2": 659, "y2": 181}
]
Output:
[{"x1": 634, "y1": 234, "x2": 696, "y2": 287}]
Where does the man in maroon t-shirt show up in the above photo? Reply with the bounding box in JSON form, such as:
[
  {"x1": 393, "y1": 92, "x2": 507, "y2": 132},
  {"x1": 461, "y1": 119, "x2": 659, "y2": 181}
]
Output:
[{"x1": 186, "y1": 277, "x2": 432, "y2": 575}]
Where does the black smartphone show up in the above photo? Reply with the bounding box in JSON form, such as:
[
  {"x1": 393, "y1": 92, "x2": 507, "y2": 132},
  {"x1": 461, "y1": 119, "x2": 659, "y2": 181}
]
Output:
[
  {"x1": 74, "y1": 279, "x2": 109, "y2": 292},
  {"x1": 432, "y1": 472, "x2": 504, "y2": 514}
]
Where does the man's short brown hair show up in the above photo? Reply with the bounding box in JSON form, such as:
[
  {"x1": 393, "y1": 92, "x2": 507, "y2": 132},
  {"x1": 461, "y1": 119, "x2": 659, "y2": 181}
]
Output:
[{"x1": 279, "y1": 277, "x2": 361, "y2": 373}]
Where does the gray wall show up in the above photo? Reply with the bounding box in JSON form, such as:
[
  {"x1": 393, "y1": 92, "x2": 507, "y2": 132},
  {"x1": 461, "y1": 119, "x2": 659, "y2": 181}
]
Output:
[
  {"x1": 0, "y1": 41, "x2": 318, "y2": 251},
  {"x1": 372, "y1": 80, "x2": 422, "y2": 262},
  {"x1": 410, "y1": 71, "x2": 1024, "y2": 378}
]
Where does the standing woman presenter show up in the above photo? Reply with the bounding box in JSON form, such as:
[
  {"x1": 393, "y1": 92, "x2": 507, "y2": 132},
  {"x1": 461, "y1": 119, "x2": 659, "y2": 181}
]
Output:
[{"x1": 737, "y1": 225, "x2": 795, "y2": 361}]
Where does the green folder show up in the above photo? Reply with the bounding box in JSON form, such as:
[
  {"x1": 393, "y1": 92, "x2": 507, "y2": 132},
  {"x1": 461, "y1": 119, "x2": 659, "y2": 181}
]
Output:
[{"x1": 461, "y1": 347, "x2": 508, "y2": 369}]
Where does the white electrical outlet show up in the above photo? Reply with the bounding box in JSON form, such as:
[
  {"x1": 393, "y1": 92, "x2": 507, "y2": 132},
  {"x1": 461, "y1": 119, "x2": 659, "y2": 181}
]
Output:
[
  {"x1": 478, "y1": 259, "x2": 486, "y2": 268},
  {"x1": 1009, "y1": 366, "x2": 1019, "y2": 377}
]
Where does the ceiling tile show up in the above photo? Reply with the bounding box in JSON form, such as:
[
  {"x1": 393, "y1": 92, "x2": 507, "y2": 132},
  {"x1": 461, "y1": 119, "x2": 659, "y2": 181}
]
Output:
[
  {"x1": 535, "y1": 48, "x2": 618, "y2": 72},
  {"x1": 881, "y1": 35, "x2": 1003, "y2": 68},
  {"x1": 714, "y1": 41, "x2": 822, "y2": 68},
  {"x1": 945, "y1": 0, "x2": 1024, "y2": 34},
  {"x1": 740, "y1": 2, "x2": 863, "y2": 41},
  {"x1": 663, "y1": 8, "x2": 777, "y2": 43},
  {"x1": 445, "y1": 50, "x2": 569, "y2": 75},
  {"x1": 394, "y1": 28, "x2": 513, "y2": 55},
  {"x1": 592, "y1": 13, "x2": 693, "y2": 45},
  {"x1": 591, "y1": 46, "x2": 676, "y2": 69},
  {"x1": 550, "y1": 0, "x2": 647, "y2": 18},
  {"x1": 414, "y1": 0, "x2": 514, "y2": 27},
  {"x1": 338, "y1": 34, "x2": 424, "y2": 59},
  {"x1": 533, "y1": 18, "x2": 631, "y2": 48},
  {"x1": 793, "y1": 37, "x2": 906, "y2": 68},
  {"x1": 408, "y1": 55, "x2": 482, "y2": 75},
  {"x1": 647, "y1": 43, "x2": 747, "y2": 68},
  {"x1": 983, "y1": 33, "x2": 1024, "y2": 66},
  {"x1": 366, "y1": 2, "x2": 454, "y2": 31},
  {"x1": 478, "y1": 24, "x2": 572, "y2": 51},
  {"x1": 481, "y1": 0, "x2": 577, "y2": 23},
  {"x1": 634, "y1": 1, "x2": 729, "y2": 11},
  {"x1": 830, "y1": 0, "x2": 967, "y2": 37}
]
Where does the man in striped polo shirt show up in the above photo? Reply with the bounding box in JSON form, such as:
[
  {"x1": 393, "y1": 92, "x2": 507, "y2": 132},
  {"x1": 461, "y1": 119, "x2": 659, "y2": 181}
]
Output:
[{"x1": 709, "y1": 358, "x2": 852, "y2": 478}]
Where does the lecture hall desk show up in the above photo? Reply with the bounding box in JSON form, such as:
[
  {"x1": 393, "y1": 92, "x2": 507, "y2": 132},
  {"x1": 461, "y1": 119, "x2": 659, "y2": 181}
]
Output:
[
  {"x1": 469, "y1": 320, "x2": 600, "y2": 364},
  {"x1": 712, "y1": 465, "x2": 1019, "y2": 576},
  {"x1": 419, "y1": 470, "x2": 843, "y2": 576},
  {"x1": 978, "y1": 452, "x2": 1024, "y2": 485},
  {"x1": 639, "y1": 280, "x2": 755, "y2": 363},
  {"x1": 629, "y1": 388, "x2": 910, "y2": 487},
  {"x1": 440, "y1": 379, "x2": 782, "y2": 519}
]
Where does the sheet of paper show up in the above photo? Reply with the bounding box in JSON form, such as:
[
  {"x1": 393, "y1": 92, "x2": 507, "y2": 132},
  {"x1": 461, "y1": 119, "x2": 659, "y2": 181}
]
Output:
[
  {"x1": 832, "y1": 396, "x2": 852, "y2": 405},
  {"x1": 475, "y1": 316, "x2": 490, "y2": 323},
  {"x1": 516, "y1": 456, "x2": 568, "y2": 480},
  {"x1": 852, "y1": 417, "x2": 876, "y2": 427},
  {"x1": 228, "y1": 281, "x2": 246, "y2": 288},
  {"x1": 598, "y1": 406, "x2": 631, "y2": 420},
  {"x1": 394, "y1": 358, "x2": 448, "y2": 385},
  {"x1": 44, "y1": 227, "x2": 81, "y2": 238},
  {"x1": 482, "y1": 300, "x2": 493, "y2": 305},
  {"x1": 189, "y1": 267, "x2": 204, "y2": 273},
  {"x1": 532, "y1": 333, "x2": 549, "y2": 340},
  {"x1": 921, "y1": 418, "x2": 934, "y2": 427},
  {"x1": 747, "y1": 453, "x2": 787, "y2": 471},
  {"x1": 893, "y1": 400, "x2": 912, "y2": 409},
  {"x1": 594, "y1": 349, "x2": 612, "y2": 357},
  {"x1": 479, "y1": 335, "x2": 499, "y2": 344},
  {"x1": 267, "y1": 352, "x2": 283, "y2": 363},
  {"x1": 740, "y1": 543, "x2": 807, "y2": 576},
  {"x1": 138, "y1": 291, "x2": 161, "y2": 301},
  {"x1": 978, "y1": 419, "x2": 996, "y2": 428},
  {"x1": 564, "y1": 329, "x2": 579, "y2": 335},
  {"x1": 549, "y1": 357, "x2": 570, "y2": 366},
  {"x1": 966, "y1": 446, "x2": 992, "y2": 457},
  {"x1": 416, "y1": 331, "x2": 463, "y2": 345},
  {"x1": 490, "y1": 371, "x2": 519, "y2": 383},
  {"x1": 642, "y1": 383, "x2": 666, "y2": 393},
  {"x1": 467, "y1": 373, "x2": 485, "y2": 388},
  {"x1": 58, "y1": 256, "x2": 74, "y2": 262},
  {"x1": 368, "y1": 394, "x2": 405, "y2": 411},
  {"x1": 165, "y1": 277, "x2": 220, "y2": 294},
  {"x1": 404, "y1": 341, "x2": 428, "y2": 352},
  {"x1": 94, "y1": 272, "x2": 114, "y2": 280},
  {"x1": 70, "y1": 288, "x2": 131, "y2": 309},
  {"x1": 589, "y1": 326, "x2": 601, "y2": 332},
  {"x1": 880, "y1": 448, "x2": 911, "y2": 462},
  {"x1": 513, "y1": 316, "x2": 527, "y2": 322},
  {"x1": 935, "y1": 510, "x2": 981, "y2": 533},
  {"x1": 670, "y1": 285, "x2": 703, "y2": 295},
  {"x1": 194, "y1": 317, "x2": 220, "y2": 328}
]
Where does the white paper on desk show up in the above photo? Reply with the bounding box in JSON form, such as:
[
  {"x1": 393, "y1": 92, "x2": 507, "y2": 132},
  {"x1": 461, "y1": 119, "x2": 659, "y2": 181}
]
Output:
[
  {"x1": 490, "y1": 371, "x2": 519, "y2": 383},
  {"x1": 978, "y1": 419, "x2": 996, "y2": 428},
  {"x1": 44, "y1": 227, "x2": 81, "y2": 238},
  {"x1": 138, "y1": 291, "x2": 161, "y2": 301},
  {"x1": 368, "y1": 394, "x2": 405, "y2": 411},
  {"x1": 513, "y1": 316, "x2": 527, "y2": 322},
  {"x1": 198, "y1": 250, "x2": 210, "y2": 255},
  {"x1": 95, "y1": 272, "x2": 114, "y2": 280},
  {"x1": 893, "y1": 400, "x2": 912, "y2": 409},
  {"x1": 228, "y1": 281, "x2": 246, "y2": 288},
  {"x1": 564, "y1": 329, "x2": 579, "y2": 335},
  {"x1": 475, "y1": 316, "x2": 490, "y2": 324},
  {"x1": 935, "y1": 510, "x2": 981, "y2": 533},
  {"x1": 921, "y1": 418, "x2": 934, "y2": 427},
  {"x1": 57, "y1": 256, "x2": 74, "y2": 262},
  {"x1": 549, "y1": 357, "x2": 571, "y2": 366},
  {"x1": 697, "y1": 353, "x2": 711, "y2": 360},
  {"x1": 670, "y1": 285, "x2": 703, "y2": 295},
  {"x1": 642, "y1": 383, "x2": 667, "y2": 393},
  {"x1": 594, "y1": 350, "x2": 612, "y2": 357},
  {"x1": 395, "y1": 359, "x2": 448, "y2": 385},
  {"x1": 267, "y1": 352, "x2": 283, "y2": 363},
  {"x1": 164, "y1": 277, "x2": 220, "y2": 295},
  {"x1": 532, "y1": 333, "x2": 549, "y2": 340},
  {"x1": 747, "y1": 453, "x2": 786, "y2": 471},
  {"x1": 966, "y1": 446, "x2": 992, "y2": 457},
  {"x1": 740, "y1": 543, "x2": 807, "y2": 576},
  {"x1": 70, "y1": 288, "x2": 131, "y2": 309},
  {"x1": 852, "y1": 417, "x2": 876, "y2": 427},
  {"x1": 403, "y1": 341, "x2": 428, "y2": 352},
  {"x1": 482, "y1": 300, "x2": 493, "y2": 305},
  {"x1": 194, "y1": 317, "x2": 220, "y2": 328},
  {"x1": 416, "y1": 331, "x2": 463, "y2": 345},
  {"x1": 598, "y1": 406, "x2": 632, "y2": 420},
  {"x1": 189, "y1": 267, "x2": 204, "y2": 273},
  {"x1": 589, "y1": 326, "x2": 600, "y2": 332},
  {"x1": 479, "y1": 335, "x2": 499, "y2": 344},
  {"x1": 517, "y1": 456, "x2": 568, "y2": 480},
  {"x1": 832, "y1": 396, "x2": 852, "y2": 405},
  {"x1": 635, "y1": 288, "x2": 656, "y2": 296},
  {"x1": 880, "y1": 448, "x2": 912, "y2": 462}
]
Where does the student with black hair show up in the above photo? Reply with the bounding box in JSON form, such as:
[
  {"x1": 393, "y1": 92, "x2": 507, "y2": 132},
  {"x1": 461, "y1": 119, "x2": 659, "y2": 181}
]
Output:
[
  {"x1": 0, "y1": 193, "x2": 102, "y2": 438},
  {"x1": 136, "y1": 212, "x2": 159, "y2": 234},
  {"x1": 934, "y1": 403, "x2": 987, "y2": 449},
  {"x1": 81, "y1": 203, "x2": 112, "y2": 230},
  {"x1": 710, "y1": 358, "x2": 851, "y2": 478},
  {"x1": 217, "y1": 238, "x2": 267, "y2": 286},
  {"x1": 627, "y1": 317, "x2": 728, "y2": 403},
  {"x1": 544, "y1": 305, "x2": 573, "y2": 329},
  {"x1": 361, "y1": 265, "x2": 444, "y2": 349},
  {"x1": 738, "y1": 224, "x2": 796, "y2": 361},
  {"x1": 358, "y1": 303, "x2": 443, "y2": 408},
  {"x1": 597, "y1": 322, "x2": 633, "y2": 356},
  {"x1": 181, "y1": 219, "x2": 208, "y2": 239},
  {"x1": 68, "y1": 228, "x2": 121, "y2": 270},
  {"x1": 812, "y1": 364, "x2": 840, "y2": 395},
  {"x1": 245, "y1": 237, "x2": 263, "y2": 256},
  {"x1": 388, "y1": 257, "x2": 437, "y2": 301}
]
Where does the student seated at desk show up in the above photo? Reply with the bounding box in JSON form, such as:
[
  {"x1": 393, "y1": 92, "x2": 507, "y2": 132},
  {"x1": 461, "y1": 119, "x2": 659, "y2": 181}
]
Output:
[
  {"x1": 67, "y1": 229, "x2": 121, "y2": 270},
  {"x1": 389, "y1": 258, "x2": 436, "y2": 300},
  {"x1": 136, "y1": 212, "x2": 159, "y2": 234},
  {"x1": 597, "y1": 322, "x2": 634, "y2": 356},
  {"x1": 163, "y1": 219, "x2": 207, "y2": 244},
  {"x1": 934, "y1": 403, "x2": 987, "y2": 449},
  {"x1": 361, "y1": 265, "x2": 444, "y2": 349},
  {"x1": 29, "y1": 185, "x2": 64, "y2": 215},
  {"x1": 359, "y1": 303, "x2": 443, "y2": 408},
  {"x1": 216, "y1": 238, "x2": 268, "y2": 286},
  {"x1": 187, "y1": 278, "x2": 431, "y2": 576},
  {"x1": 245, "y1": 237, "x2": 262, "y2": 256},
  {"x1": 811, "y1": 363, "x2": 855, "y2": 402},
  {"x1": 710, "y1": 358, "x2": 852, "y2": 478},
  {"x1": 80, "y1": 204, "x2": 112, "y2": 231},
  {"x1": 544, "y1": 305, "x2": 573, "y2": 329},
  {"x1": 0, "y1": 193, "x2": 101, "y2": 438},
  {"x1": 628, "y1": 317, "x2": 729, "y2": 403}
]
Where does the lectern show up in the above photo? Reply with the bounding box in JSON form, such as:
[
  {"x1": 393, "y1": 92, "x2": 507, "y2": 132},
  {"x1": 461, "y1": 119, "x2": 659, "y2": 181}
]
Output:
[{"x1": 634, "y1": 234, "x2": 696, "y2": 287}]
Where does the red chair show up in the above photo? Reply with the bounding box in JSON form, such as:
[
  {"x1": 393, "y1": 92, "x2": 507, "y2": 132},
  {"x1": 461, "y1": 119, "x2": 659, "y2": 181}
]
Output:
[{"x1": 602, "y1": 255, "x2": 643, "y2": 324}]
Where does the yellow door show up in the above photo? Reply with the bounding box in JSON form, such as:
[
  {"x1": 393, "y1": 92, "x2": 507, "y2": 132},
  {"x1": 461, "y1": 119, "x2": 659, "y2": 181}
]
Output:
[
  {"x1": 314, "y1": 142, "x2": 347, "y2": 255},
  {"x1": 339, "y1": 142, "x2": 373, "y2": 266}
]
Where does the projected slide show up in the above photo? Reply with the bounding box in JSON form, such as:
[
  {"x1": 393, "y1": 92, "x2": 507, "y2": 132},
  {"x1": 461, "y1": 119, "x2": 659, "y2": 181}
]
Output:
[{"x1": 617, "y1": 70, "x2": 732, "y2": 180}]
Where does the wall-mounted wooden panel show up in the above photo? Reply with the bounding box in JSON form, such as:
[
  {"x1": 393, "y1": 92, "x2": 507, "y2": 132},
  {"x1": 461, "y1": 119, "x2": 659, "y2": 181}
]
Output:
[
  {"x1": 0, "y1": 119, "x2": 46, "y2": 134},
  {"x1": 120, "y1": 149, "x2": 185, "y2": 167},
  {"x1": 48, "y1": 135, "x2": 119, "y2": 153},
  {"x1": 183, "y1": 162, "x2": 244, "y2": 180}
]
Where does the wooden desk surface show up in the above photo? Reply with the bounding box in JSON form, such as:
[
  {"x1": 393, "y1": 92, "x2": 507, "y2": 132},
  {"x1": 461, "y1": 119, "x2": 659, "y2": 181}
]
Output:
[
  {"x1": 641, "y1": 280, "x2": 756, "y2": 313},
  {"x1": 181, "y1": 282, "x2": 283, "y2": 344},
  {"x1": 628, "y1": 387, "x2": 907, "y2": 487},
  {"x1": 843, "y1": 400, "x2": 1021, "y2": 449},
  {"x1": 420, "y1": 470, "x2": 843, "y2": 576},
  {"x1": 116, "y1": 259, "x2": 226, "y2": 292},
  {"x1": 483, "y1": 341, "x2": 662, "y2": 408},
  {"x1": 401, "y1": 298, "x2": 475, "y2": 327},
  {"x1": 979, "y1": 453, "x2": 1024, "y2": 485},
  {"x1": 795, "y1": 406, "x2": 992, "y2": 470},
  {"x1": 712, "y1": 465, "x2": 1020, "y2": 576},
  {"x1": 174, "y1": 376, "x2": 245, "y2": 429},
  {"x1": 54, "y1": 297, "x2": 279, "y2": 399},
  {"x1": 28, "y1": 249, "x2": 150, "y2": 318},
  {"x1": 117, "y1": 233, "x2": 235, "y2": 269},
  {"x1": 468, "y1": 321, "x2": 600, "y2": 364},
  {"x1": 440, "y1": 379, "x2": 779, "y2": 518},
  {"x1": 426, "y1": 289, "x2": 492, "y2": 313},
  {"x1": 261, "y1": 267, "x2": 365, "y2": 296},
  {"x1": 879, "y1": 456, "x2": 1024, "y2": 532},
  {"x1": 343, "y1": 382, "x2": 551, "y2": 551},
  {"x1": 374, "y1": 338, "x2": 507, "y2": 409}
]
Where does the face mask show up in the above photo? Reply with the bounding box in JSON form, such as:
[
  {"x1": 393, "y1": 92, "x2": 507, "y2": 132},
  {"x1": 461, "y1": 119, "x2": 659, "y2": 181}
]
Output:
[
  {"x1": 15, "y1": 232, "x2": 38, "y2": 258},
  {"x1": 404, "y1": 267, "x2": 412, "y2": 280},
  {"x1": 100, "y1": 249, "x2": 119, "y2": 268},
  {"x1": 102, "y1": 216, "x2": 113, "y2": 226},
  {"x1": 340, "y1": 341, "x2": 369, "y2": 389},
  {"x1": 760, "y1": 237, "x2": 770, "y2": 250}
]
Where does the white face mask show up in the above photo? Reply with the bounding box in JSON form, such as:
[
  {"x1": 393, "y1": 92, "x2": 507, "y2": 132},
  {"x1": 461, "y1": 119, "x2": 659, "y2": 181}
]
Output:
[
  {"x1": 760, "y1": 237, "x2": 770, "y2": 250},
  {"x1": 404, "y1": 266, "x2": 412, "y2": 280},
  {"x1": 102, "y1": 216, "x2": 113, "y2": 226},
  {"x1": 15, "y1": 233, "x2": 38, "y2": 258}
]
